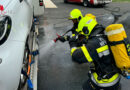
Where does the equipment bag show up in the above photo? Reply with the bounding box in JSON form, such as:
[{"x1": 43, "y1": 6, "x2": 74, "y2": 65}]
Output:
[{"x1": 105, "y1": 24, "x2": 130, "y2": 75}]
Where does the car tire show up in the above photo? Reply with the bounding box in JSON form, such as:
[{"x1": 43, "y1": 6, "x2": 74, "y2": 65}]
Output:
[
  {"x1": 83, "y1": 0, "x2": 91, "y2": 7},
  {"x1": 64, "y1": 0, "x2": 68, "y2": 3},
  {"x1": 18, "y1": 43, "x2": 30, "y2": 90},
  {"x1": 83, "y1": 0, "x2": 88, "y2": 7}
]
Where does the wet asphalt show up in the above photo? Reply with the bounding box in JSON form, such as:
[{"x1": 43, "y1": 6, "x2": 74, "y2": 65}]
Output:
[{"x1": 38, "y1": 0, "x2": 130, "y2": 90}]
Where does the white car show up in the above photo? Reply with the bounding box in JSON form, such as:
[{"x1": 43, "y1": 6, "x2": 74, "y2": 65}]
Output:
[{"x1": 0, "y1": 0, "x2": 44, "y2": 90}]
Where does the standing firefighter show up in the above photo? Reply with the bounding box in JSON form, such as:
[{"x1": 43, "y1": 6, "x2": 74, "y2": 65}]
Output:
[{"x1": 68, "y1": 16, "x2": 121, "y2": 90}]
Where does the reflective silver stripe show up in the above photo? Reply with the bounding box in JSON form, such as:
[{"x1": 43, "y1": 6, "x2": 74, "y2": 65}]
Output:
[
  {"x1": 86, "y1": 19, "x2": 93, "y2": 24},
  {"x1": 98, "y1": 50, "x2": 110, "y2": 58},
  {"x1": 106, "y1": 27, "x2": 124, "y2": 36},
  {"x1": 70, "y1": 35, "x2": 78, "y2": 38},
  {"x1": 91, "y1": 74, "x2": 120, "y2": 87},
  {"x1": 71, "y1": 47, "x2": 77, "y2": 50}
]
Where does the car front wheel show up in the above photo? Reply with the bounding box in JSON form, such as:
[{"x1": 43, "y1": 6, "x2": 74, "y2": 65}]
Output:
[{"x1": 18, "y1": 43, "x2": 30, "y2": 90}]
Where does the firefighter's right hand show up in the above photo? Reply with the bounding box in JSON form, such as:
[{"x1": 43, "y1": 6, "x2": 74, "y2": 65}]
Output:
[
  {"x1": 59, "y1": 36, "x2": 70, "y2": 42},
  {"x1": 59, "y1": 36, "x2": 67, "y2": 42},
  {"x1": 58, "y1": 36, "x2": 66, "y2": 42}
]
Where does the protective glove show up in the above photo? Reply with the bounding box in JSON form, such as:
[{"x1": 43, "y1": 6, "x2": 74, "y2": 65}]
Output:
[
  {"x1": 58, "y1": 36, "x2": 66, "y2": 42},
  {"x1": 69, "y1": 36, "x2": 78, "y2": 48},
  {"x1": 58, "y1": 36, "x2": 70, "y2": 42}
]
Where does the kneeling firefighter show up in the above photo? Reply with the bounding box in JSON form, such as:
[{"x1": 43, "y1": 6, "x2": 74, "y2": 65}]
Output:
[
  {"x1": 58, "y1": 9, "x2": 83, "y2": 42},
  {"x1": 58, "y1": 10, "x2": 104, "y2": 45},
  {"x1": 55, "y1": 16, "x2": 121, "y2": 90},
  {"x1": 69, "y1": 17, "x2": 121, "y2": 90}
]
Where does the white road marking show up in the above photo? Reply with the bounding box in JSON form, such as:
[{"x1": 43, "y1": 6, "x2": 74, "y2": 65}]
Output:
[{"x1": 44, "y1": 0, "x2": 57, "y2": 8}]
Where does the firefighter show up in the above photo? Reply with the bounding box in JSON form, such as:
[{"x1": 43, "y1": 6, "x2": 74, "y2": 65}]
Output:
[
  {"x1": 69, "y1": 16, "x2": 121, "y2": 90},
  {"x1": 59, "y1": 10, "x2": 104, "y2": 45},
  {"x1": 59, "y1": 9, "x2": 83, "y2": 42}
]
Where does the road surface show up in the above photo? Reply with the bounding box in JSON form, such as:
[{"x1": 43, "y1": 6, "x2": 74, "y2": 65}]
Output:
[{"x1": 38, "y1": 0, "x2": 130, "y2": 90}]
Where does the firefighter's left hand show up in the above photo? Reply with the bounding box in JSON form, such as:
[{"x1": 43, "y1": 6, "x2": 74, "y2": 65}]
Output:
[
  {"x1": 69, "y1": 36, "x2": 78, "y2": 43},
  {"x1": 69, "y1": 36, "x2": 78, "y2": 48},
  {"x1": 77, "y1": 38, "x2": 88, "y2": 45}
]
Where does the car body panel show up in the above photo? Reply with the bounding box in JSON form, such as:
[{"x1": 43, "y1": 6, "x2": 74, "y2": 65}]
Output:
[
  {"x1": 0, "y1": 0, "x2": 12, "y2": 9},
  {"x1": 4, "y1": 0, "x2": 33, "y2": 42},
  {"x1": 0, "y1": 41, "x2": 25, "y2": 90},
  {"x1": 92, "y1": 0, "x2": 112, "y2": 5},
  {"x1": 0, "y1": 0, "x2": 33, "y2": 90},
  {"x1": 33, "y1": 0, "x2": 44, "y2": 16}
]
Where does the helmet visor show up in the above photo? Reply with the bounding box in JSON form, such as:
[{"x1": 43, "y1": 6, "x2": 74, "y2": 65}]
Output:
[{"x1": 68, "y1": 17, "x2": 77, "y2": 20}]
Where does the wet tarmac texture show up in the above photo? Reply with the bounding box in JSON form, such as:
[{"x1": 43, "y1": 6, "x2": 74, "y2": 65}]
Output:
[
  {"x1": 38, "y1": 20, "x2": 89, "y2": 90},
  {"x1": 38, "y1": 0, "x2": 130, "y2": 90}
]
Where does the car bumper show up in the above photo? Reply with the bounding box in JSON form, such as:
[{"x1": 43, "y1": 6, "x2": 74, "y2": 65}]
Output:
[
  {"x1": 90, "y1": 0, "x2": 112, "y2": 5},
  {"x1": 98, "y1": 0, "x2": 112, "y2": 4}
]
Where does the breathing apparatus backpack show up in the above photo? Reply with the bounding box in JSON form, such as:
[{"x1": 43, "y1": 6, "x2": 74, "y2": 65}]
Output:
[{"x1": 105, "y1": 24, "x2": 130, "y2": 79}]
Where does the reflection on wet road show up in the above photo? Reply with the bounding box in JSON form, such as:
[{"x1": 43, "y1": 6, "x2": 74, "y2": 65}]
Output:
[{"x1": 38, "y1": 18, "x2": 89, "y2": 90}]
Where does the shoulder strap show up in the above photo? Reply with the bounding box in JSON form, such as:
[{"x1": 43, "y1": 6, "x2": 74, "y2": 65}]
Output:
[
  {"x1": 109, "y1": 38, "x2": 130, "y2": 56},
  {"x1": 109, "y1": 40, "x2": 124, "y2": 46},
  {"x1": 124, "y1": 38, "x2": 130, "y2": 56}
]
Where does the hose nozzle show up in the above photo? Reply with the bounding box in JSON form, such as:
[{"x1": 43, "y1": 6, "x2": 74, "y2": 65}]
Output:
[{"x1": 53, "y1": 33, "x2": 61, "y2": 43}]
